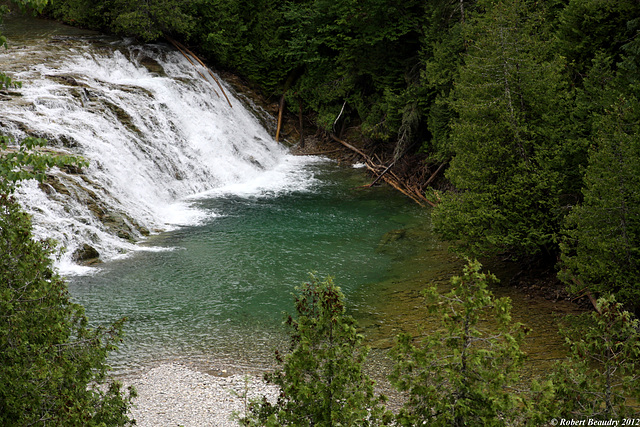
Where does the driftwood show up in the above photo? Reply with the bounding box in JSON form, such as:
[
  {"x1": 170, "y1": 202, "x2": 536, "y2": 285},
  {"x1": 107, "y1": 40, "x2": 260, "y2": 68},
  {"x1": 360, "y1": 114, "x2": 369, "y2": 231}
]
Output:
[
  {"x1": 329, "y1": 134, "x2": 435, "y2": 207},
  {"x1": 369, "y1": 161, "x2": 396, "y2": 187},
  {"x1": 165, "y1": 36, "x2": 232, "y2": 108},
  {"x1": 301, "y1": 148, "x2": 343, "y2": 155},
  {"x1": 367, "y1": 143, "x2": 414, "y2": 188},
  {"x1": 329, "y1": 134, "x2": 369, "y2": 159},
  {"x1": 275, "y1": 73, "x2": 301, "y2": 142},
  {"x1": 169, "y1": 41, "x2": 218, "y2": 96}
]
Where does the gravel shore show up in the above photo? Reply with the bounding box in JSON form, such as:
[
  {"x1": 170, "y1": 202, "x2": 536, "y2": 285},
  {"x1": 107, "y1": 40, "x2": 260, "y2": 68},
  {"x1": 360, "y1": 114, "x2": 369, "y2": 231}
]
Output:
[{"x1": 124, "y1": 363, "x2": 279, "y2": 427}]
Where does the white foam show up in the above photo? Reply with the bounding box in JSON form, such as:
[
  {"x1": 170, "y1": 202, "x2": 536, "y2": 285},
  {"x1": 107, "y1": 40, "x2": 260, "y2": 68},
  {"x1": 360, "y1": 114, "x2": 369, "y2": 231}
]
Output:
[
  {"x1": 197, "y1": 154, "x2": 326, "y2": 199},
  {"x1": 4, "y1": 40, "x2": 322, "y2": 272}
]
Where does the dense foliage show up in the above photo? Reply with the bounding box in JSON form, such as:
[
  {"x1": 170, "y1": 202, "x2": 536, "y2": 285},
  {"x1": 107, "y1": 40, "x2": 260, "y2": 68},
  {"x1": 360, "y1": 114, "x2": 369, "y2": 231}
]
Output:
[
  {"x1": 560, "y1": 96, "x2": 640, "y2": 308},
  {"x1": 40, "y1": 0, "x2": 640, "y2": 311},
  {"x1": 1, "y1": 3, "x2": 135, "y2": 422},
  {"x1": 0, "y1": 193, "x2": 136, "y2": 426},
  {"x1": 3, "y1": 0, "x2": 640, "y2": 423},
  {"x1": 432, "y1": 0, "x2": 575, "y2": 260},
  {"x1": 246, "y1": 263, "x2": 640, "y2": 424},
  {"x1": 390, "y1": 259, "x2": 527, "y2": 426},
  {"x1": 240, "y1": 274, "x2": 391, "y2": 426},
  {"x1": 545, "y1": 295, "x2": 640, "y2": 419}
]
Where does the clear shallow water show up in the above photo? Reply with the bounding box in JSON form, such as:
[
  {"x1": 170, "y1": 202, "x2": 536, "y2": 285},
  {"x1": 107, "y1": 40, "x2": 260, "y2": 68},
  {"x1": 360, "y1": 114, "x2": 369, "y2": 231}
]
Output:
[{"x1": 67, "y1": 162, "x2": 430, "y2": 374}]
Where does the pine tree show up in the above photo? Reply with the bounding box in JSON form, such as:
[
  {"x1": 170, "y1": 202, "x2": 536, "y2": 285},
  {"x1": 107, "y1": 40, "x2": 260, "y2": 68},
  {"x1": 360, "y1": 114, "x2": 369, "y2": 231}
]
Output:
[
  {"x1": 0, "y1": 194, "x2": 136, "y2": 426},
  {"x1": 560, "y1": 96, "x2": 640, "y2": 311},
  {"x1": 433, "y1": 0, "x2": 577, "y2": 260},
  {"x1": 240, "y1": 274, "x2": 391, "y2": 426},
  {"x1": 390, "y1": 259, "x2": 528, "y2": 426}
]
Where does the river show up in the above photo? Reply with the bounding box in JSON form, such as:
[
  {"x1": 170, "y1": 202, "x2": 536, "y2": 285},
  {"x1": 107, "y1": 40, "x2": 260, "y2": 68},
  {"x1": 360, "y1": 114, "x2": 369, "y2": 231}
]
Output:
[{"x1": 1, "y1": 15, "x2": 582, "y2": 380}]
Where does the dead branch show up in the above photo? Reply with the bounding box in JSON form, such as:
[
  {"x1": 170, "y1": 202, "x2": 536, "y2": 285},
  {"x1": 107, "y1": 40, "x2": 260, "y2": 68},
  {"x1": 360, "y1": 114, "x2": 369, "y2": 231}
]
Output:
[
  {"x1": 329, "y1": 134, "x2": 434, "y2": 207},
  {"x1": 424, "y1": 160, "x2": 448, "y2": 188},
  {"x1": 571, "y1": 277, "x2": 601, "y2": 313}
]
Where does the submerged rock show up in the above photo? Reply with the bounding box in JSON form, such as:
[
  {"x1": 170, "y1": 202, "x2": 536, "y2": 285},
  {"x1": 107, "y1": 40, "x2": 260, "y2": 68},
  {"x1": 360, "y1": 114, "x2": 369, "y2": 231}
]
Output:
[{"x1": 379, "y1": 229, "x2": 407, "y2": 245}]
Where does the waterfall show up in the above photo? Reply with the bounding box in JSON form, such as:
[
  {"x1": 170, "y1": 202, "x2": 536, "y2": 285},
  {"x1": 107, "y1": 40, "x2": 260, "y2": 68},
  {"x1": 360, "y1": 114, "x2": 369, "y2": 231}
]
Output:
[{"x1": 1, "y1": 32, "x2": 318, "y2": 274}]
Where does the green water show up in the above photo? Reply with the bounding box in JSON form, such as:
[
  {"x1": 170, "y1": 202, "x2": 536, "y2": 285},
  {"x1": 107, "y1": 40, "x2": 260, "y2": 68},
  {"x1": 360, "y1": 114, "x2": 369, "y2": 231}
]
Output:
[
  {"x1": 67, "y1": 162, "x2": 432, "y2": 374},
  {"x1": 68, "y1": 160, "x2": 582, "y2": 379}
]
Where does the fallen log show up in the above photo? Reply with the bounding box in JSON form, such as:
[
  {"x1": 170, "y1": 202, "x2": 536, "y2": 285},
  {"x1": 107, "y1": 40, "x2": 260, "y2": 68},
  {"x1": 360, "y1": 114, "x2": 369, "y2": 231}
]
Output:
[
  {"x1": 168, "y1": 40, "x2": 218, "y2": 97},
  {"x1": 299, "y1": 148, "x2": 343, "y2": 155},
  {"x1": 368, "y1": 161, "x2": 396, "y2": 187},
  {"x1": 298, "y1": 96, "x2": 304, "y2": 147},
  {"x1": 329, "y1": 134, "x2": 369, "y2": 160},
  {"x1": 329, "y1": 134, "x2": 434, "y2": 206},
  {"x1": 275, "y1": 72, "x2": 301, "y2": 142}
]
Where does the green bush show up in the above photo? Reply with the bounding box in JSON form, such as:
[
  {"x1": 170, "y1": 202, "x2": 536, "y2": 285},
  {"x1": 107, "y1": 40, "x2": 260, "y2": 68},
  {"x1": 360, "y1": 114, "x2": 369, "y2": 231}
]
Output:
[
  {"x1": 240, "y1": 274, "x2": 391, "y2": 426},
  {"x1": 390, "y1": 259, "x2": 528, "y2": 426},
  {"x1": 545, "y1": 295, "x2": 640, "y2": 419},
  {"x1": 0, "y1": 194, "x2": 136, "y2": 426}
]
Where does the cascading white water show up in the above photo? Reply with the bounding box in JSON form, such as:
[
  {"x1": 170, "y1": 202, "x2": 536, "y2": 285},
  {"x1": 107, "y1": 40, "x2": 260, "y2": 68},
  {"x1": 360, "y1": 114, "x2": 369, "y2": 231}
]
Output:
[{"x1": 1, "y1": 30, "x2": 318, "y2": 274}]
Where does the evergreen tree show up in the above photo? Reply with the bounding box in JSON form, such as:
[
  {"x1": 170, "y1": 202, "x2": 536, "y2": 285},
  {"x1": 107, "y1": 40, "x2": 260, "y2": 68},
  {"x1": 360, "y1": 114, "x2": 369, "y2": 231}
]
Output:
[
  {"x1": 560, "y1": 96, "x2": 640, "y2": 311},
  {"x1": 432, "y1": 0, "x2": 576, "y2": 260},
  {"x1": 241, "y1": 274, "x2": 391, "y2": 426},
  {"x1": 193, "y1": 0, "x2": 287, "y2": 92},
  {"x1": 390, "y1": 259, "x2": 528, "y2": 426},
  {"x1": 0, "y1": 192, "x2": 136, "y2": 426},
  {"x1": 45, "y1": 0, "x2": 196, "y2": 41},
  {"x1": 555, "y1": 0, "x2": 640, "y2": 87},
  {"x1": 278, "y1": 0, "x2": 425, "y2": 141}
]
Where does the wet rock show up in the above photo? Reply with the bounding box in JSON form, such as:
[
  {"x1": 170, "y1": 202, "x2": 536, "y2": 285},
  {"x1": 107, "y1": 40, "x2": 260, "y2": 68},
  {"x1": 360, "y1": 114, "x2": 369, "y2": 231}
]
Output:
[
  {"x1": 101, "y1": 99, "x2": 142, "y2": 136},
  {"x1": 42, "y1": 175, "x2": 71, "y2": 197},
  {"x1": 380, "y1": 229, "x2": 407, "y2": 245},
  {"x1": 56, "y1": 134, "x2": 80, "y2": 149},
  {"x1": 376, "y1": 229, "x2": 408, "y2": 255},
  {"x1": 103, "y1": 212, "x2": 136, "y2": 242},
  {"x1": 47, "y1": 74, "x2": 82, "y2": 86},
  {"x1": 72, "y1": 243, "x2": 100, "y2": 263},
  {"x1": 116, "y1": 229, "x2": 134, "y2": 241},
  {"x1": 63, "y1": 164, "x2": 83, "y2": 174},
  {"x1": 38, "y1": 181, "x2": 56, "y2": 195},
  {"x1": 139, "y1": 56, "x2": 165, "y2": 76}
]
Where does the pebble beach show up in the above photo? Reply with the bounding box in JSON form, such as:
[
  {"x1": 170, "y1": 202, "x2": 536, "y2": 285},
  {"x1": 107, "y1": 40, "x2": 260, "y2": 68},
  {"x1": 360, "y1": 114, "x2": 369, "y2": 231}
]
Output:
[{"x1": 124, "y1": 363, "x2": 279, "y2": 427}]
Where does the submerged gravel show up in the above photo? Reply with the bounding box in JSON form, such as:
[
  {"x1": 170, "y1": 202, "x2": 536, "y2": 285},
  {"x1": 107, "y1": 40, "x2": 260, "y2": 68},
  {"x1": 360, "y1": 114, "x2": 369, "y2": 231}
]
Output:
[{"x1": 124, "y1": 363, "x2": 279, "y2": 427}]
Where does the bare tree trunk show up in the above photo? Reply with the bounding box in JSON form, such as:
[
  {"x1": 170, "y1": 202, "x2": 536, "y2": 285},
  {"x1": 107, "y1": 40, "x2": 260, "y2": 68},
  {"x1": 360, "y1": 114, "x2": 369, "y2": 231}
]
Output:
[{"x1": 276, "y1": 94, "x2": 285, "y2": 142}]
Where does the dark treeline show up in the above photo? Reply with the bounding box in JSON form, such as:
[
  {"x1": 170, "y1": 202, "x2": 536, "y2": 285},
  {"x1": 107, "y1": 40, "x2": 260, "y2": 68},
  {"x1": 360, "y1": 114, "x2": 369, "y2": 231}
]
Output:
[{"x1": 42, "y1": 0, "x2": 640, "y2": 313}]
